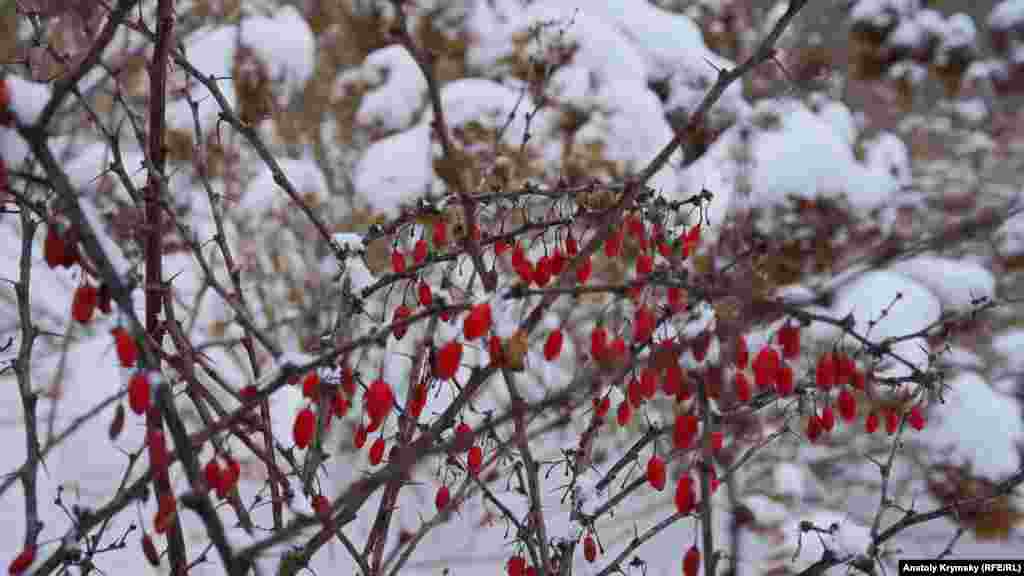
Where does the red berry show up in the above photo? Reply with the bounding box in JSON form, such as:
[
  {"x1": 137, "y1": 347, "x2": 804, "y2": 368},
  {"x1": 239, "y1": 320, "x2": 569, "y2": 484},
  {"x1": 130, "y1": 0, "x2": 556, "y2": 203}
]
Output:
[
  {"x1": 507, "y1": 556, "x2": 526, "y2": 576},
  {"x1": 533, "y1": 256, "x2": 551, "y2": 286},
  {"x1": 495, "y1": 239, "x2": 510, "y2": 256},
  {"x1": 313, "y1": 494, "x2": 330, "y2": 520},
  {"x1": 340, "y1": 363, "x2": 355, "y2": 397},
  {"x1": 591, "y1": 326, "x2": 609, "y2": 360},
  {"x1": 682, "y1": 225, "x2": 701, "y2": 257},
  {"x1": 647, "y1": 455, "x2": 666, "y2": 491},
  {"x1": 44, "y1": 225, "x2": 65, "y2": 269},
  {"x1": 203, "y1": 459, "x2": 222, "y2": 492},
  {"x1": 294, "y1": 407, "x2": 316, "y2": 449},
  {"x1": 454, "y1": 422, "x2": 473, "y2": 452},
  {"x1": 633, "y1": 305, "x2": 656, "y2": 343},
  {"x1": 736, "y1": 335, "x2": 749, "y2": 369},
  {"x1": 710, "y1": 431, "x2": 724, "y2": 452},
  {"x1": 434, "y1": 340, "x2": 463, "y2": 380},
  {"x1": 609, "y1": 336, "x2": 627, "y2": 360},
  {"x1": 820, "y1": 405, "x2": 835, "y2": 432},
  {"x1": 675, "y1": 475, "x2": 694, "y2": 514},
  {"x1": 72, "y1": 283, "x2": 99, "y2": 323},
  {"x1": 616, "y1": 400, "x2": 632, "y2": 426},
  {"x1": 433, "y1": 220, "x2": 447, "y2": 247},
  {"x1": 544, "y1": 329, "x2": 564, "y2": 361},
  {"x1": 354, "y1": 423, "x2": 368, "y2": 449},
  {"x1": 365, "y1": 379, "x2": 394, "y2": 428},
  {"x1": 663, "y1": 362, "x2": 683, "y2": 397},
  {"x1": 435, "y1": 485, "x2": 451, "y2": 511},
  {"x1": 413, "y1": 239, "x2": 428, "y2": 264},
  {"x1": 683, "y1": 545, "x2": 700, "y2": 576},
  {"x1": 667, "y1": 286, "x2": 685, "y2": 312},
  {"x1": 218, "y1": 457, "x2": 240, "y2": 498},
  {"x1": 576, "y1": 255, "x2": 593, "y2": 284},
  {"x1": 418, "y1": 280, "x2": 433, "y2": 307},
  {"x1": 464, "y1": 303, "x2": 492, "y2": 340},
  {"x1": 369, "y1": 437, "x2": 386, "y2": 465},
  {"x1": 147, "y1": 428, "x2": 169, "y2": 474},
  {"x1": 391, "y1": 250, "x2": 406, "y2": 274},
  {"x1": 334, "y1": 392, "x2": 349, "y2": 418},
  {"x1": 566, "y1": 235, "x2": 579, "y2": 256},
  {"x1": 141, "y1": 532, "x2": 160, "y2": 566},
  {"x1": 852, "y1": 369, "x2": 866, "y2": 391},
  {"x1": 584, "y1": 534, "x2": 597, "y2": 562},
  {"x1": 865, "y1": 411, "x2": 879, "y2": 434},
  {"x1": 112, "y1": 327, "x2": 137, "y2": 368},
  {"x1": 908, "y1": 405, "x2": 925, "y2": 431},
  {"x1": 836, "y1": 353, "x2": 856, "y2": 386},
  {"x1": 302, "y1": 372, "x2": 320, "y2": 400},
  {"x1": 128, "y1": 371, "x2": 151, "y2": 415},
  {"x1": 734, "y1": 371, "x2": 751, "y2": 403},
  {"x1": 776, "y1": 363, "x2": 795, "y2": 396},
  {"x1": 408, "y1": 382, "x2": 427, "y2": 419},
  {"x1": 549, "y1": 248, "x2": 566, "y2": 276},
  {"x1": 392, "y1": 304, "x2": 412, "y2": 340},
  {"x1": 838, "y1": 389, "x2": 857, "y2": 422},
  {"x1": 806, "y1": 414, "x2": 823, "y2": 443},
  {"x1": 640, "y1": 367, "x2": 658, "y2": 399},
  {"x1": 594, "y1": 395, "x2": 610, "y2": 418},
  {"x1": 605, "y1": 230, "x2": 623, "y2": 258},
  {"x1": 467, "y1": 445, "x2": 483, "y2": 476},
  {"x1": 753, "y1": 347, "x2": 780, "y2": 390},
  {"x1": 636, "y1": 253, "x2": 653, "y2": 276},
  {"x1": 0, "y1": 78, "x2": 9, "y2": 111},
  {"x1": 777, "y1": 323, "x2": 801, "y2": 359},
  {"x1": 8, "y1": 546, "x2": 35, "y2": 575},
  {"x1": 885, "y1": 409, "x2": 899, "y2": 435},
  {"x1": 673, "y1": 413, "x2": 699, "y2": 449},
  {"x1": 627, "y1": 377, "x2": 644, "y2": 408},
  {"x1": 816, "y1": 353, "x2": 837, "y2": 390},
  {"x1": 488, "y1": 334, "x2": 504, "y2": 366}
]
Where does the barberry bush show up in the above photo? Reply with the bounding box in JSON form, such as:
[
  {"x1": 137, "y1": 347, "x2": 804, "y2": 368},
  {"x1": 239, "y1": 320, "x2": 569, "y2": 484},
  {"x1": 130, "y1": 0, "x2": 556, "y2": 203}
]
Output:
[{"x1": 2, "y1": 1, "x2": 1024, "y2": 575}]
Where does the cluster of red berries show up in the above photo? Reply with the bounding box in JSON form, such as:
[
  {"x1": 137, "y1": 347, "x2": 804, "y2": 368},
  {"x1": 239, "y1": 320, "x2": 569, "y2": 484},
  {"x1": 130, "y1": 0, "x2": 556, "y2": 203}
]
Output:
[
  {"x1": 292, "y1": 365, "x2": 368, "y2": 450},
  {"x1": 506, "y1": 554, "x2": 539, "y2": 576}
]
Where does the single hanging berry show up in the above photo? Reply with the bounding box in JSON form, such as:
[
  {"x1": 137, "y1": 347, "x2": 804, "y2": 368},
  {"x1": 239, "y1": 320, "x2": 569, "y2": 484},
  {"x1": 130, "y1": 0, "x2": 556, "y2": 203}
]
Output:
[
  {"x1": 584, "y1": 534, "x2": 597, "y2": 563},
  {"x1": 391, "y1": 250, "x2": 406, "y2": 274},
  {"x1": 616, "y1": 400, "x2": 632, "y2": 426},
  {"x1": 507, "y1": 556, "x2": 526, "y2": 576},
  {"x1": 636, "y1": 253, "x2": 653, "y2": 276},
  {"x1": 675, "y1": 475, "x2": 694, "y2": 514},
  {"x1": 365, "y1": 379, "x2": 394, "y2": 429},
  {"x1": 533, "y1": 255, "x2": 551, "y2": 286},
  {"x1": 663, "y1": 362, "x2": 684, "y2": 397},
  {"x1": 566, "y1": 234, "x2": 579, "y2": 256},
  {"x1": 433, "y1": 220, "x2": 447, "y2": 247},
  {"x1": 816, "y1": 353, "x2": 837, "y2": 390},
  {"x1": 141, "y1": 532, "x2": 160, "y2": 566},
  {"x1": 683, "y1": 545, "x2": 701, "y2": 576},
  {"x1": 544, "y1": 329, "x2": 564, "y2": 361},
  {"x1": 633, "y1": 305, "x2": 656, "y2": 343},
  {"x1": 711, "y1": 431, "x2": 724, "y2": 452},
  {"x1": 640, "y1": 367, "x2": 658, "y2": 399},
  {"x1": 647, "y1": 455, "x2": 666, "y2": 491},
  {"x1": 72, "y1": 282, "x2": 99, "y2": 323},
  {"x1": 435, "y1": 485, "x2": 451, "y2": 511},
  {"x1": 463, "y1": 303, "x2": 492, "y2": 340},
  {"x1": 806, "y1": 414, "x2": 823, "y2": 443},
  {"x1": 907, "y1": 405, "x2": 926, "y2": 431},
  {"x1": 605, "y1": 229, "x2": 623, "y2": 258},
  {"x1": 112, "y1": 326, "x2": 137, "y2": 368},
  {"x1": 576, "y1": 255, "x2": 593, "y2": 284},
  {"x1": 128, "y1": 371, "x2": 151, "y2": 415},
  {"x1": 418, "y1": 280, "x2": 433, "y2": 307},
  {"x1": 591, "y1": 326, "x2": 609, "y2": 360},
  {"x1": 369, "y1": 437, "x2": 386, "y2": 465},
  {"x1": 44, "y1": 225, "x2": 65, "y2": 269},
  {"x1": 293, "y1": 407, "x2": 316, "y2": 449},
  {"x1": 776, "y1": 364, "x2": 795, "y2": 396},
  {"x1": 836, "y1": 353, "x2": 856, "y2": 385},
  {"x1": 302, "y1": 372, "x2": 320, "y2": 400},
  {"x1": 753, "y1": 347, "x2": 780, "y2": 390},
  {"x1": 673, "y1": 413, "x2": 699, "y2": 449},
  {"x1": 467, "y1": 445, "x2": 483, "y2": 476},
  {"x1": 392, "y1": 304, "x2": 412, "y2": 340},
  {"x1": 434, "y1": 340, "x2": 463, "y2": 380},
  {"x1": 413, "y1": 239, "x2": 428, "y2": 264},
  {"x1": 865, "y1": 411, "x2": 879, "y2": 434},
  {"x1": 777, "y1": 323, "x2": 801, "y2": 359},
  {"x1": 885, "y1": 408, "x2": 899, "y2": 435},
  {"x1": 838, "y1": 389, "x2": 857, "y2": 422},
  {"x1": 8, "y1": 546, "x2": 35, "y2": 575},
  {"x1": 820, "y1": 405, "x2": 836, "y2": 432},
  {"x1": 204, "y1": 459, "x2": 223, "y2": 493},
  {"x1": 354, "y1": 423, "x2": 368, "y2": 449},
  {"x1": 667, "y1": 286, "x2": 685, "y2": 312}
]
